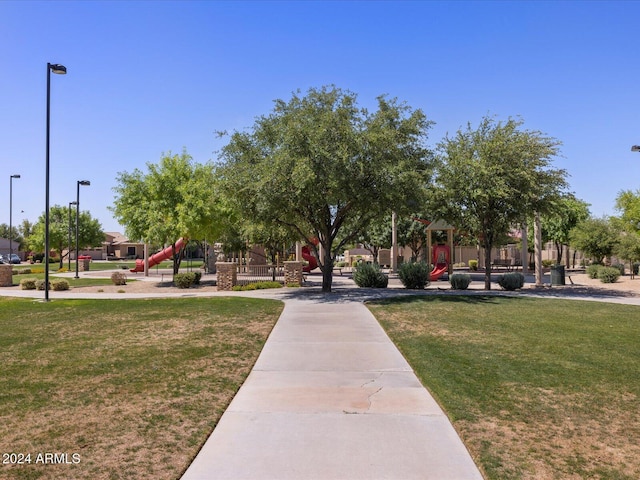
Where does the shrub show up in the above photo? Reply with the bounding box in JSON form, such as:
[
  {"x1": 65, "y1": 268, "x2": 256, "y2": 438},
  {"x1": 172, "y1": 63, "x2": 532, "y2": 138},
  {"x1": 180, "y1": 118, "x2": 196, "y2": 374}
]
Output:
[
  {"x1": 468, "y1": 260, "x2": 478, "y2": 271},
  {"x1": 611, "y1": 263, "x2": 625, "y2": 276},
  {"x1": 542, "y1": 259, "x2": 555, "y2": 268},
  {"x1": 20, "y1": 278, "x2": 37, "y2": 290},
  {"x1": 174, "y1": 272, "x2": 196, "y2": 289},
  {"x1": 586, "y1": 264, "x2": 602, "y2": 279},
  {"x1": 52, "y1": 279, "x2": 69, "y2": 291},
  {"x1": 353, "y1": 263, "x2": 388, "y2": 288},
  {"x1": 335, "y1": 261, "x2": 349, "y2": 268},
  {"x1": 35, "y1": 279, "x2": 51, "y2": 291},
  {"x1": 398, "y1": 262, "x2": 431, "y2": 289},
  {"x1": 232, "y1": 281, "x2": 283, "y2": 291},
  {"x1": 111, "y1": 271, "x2": 127, "y2": 285},
  {"x1": 20, "y1": 268, "x2": 31, "y2": 275},
  {"x1": 598, "y1": 266, "x2": 620, "y2": 284},
  {"x1": 193, "y1": 271, "x2": 202, "y2": 285},
  {"x1": 57, "y1": 267, "x2": 68, "y2": 273},
  {"x1": 497, "y1": 272, "x2": 525, "y2": 291},
  {"x1": 634, "y1": 262, "x2": 640, "y2": 276},
  {"x1": 450, "y1": 273, "x2": 471, "y2": 290}
]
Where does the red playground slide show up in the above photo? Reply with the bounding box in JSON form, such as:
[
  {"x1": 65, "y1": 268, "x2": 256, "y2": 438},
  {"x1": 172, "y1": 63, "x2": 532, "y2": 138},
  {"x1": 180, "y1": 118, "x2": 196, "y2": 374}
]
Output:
[
  {"x1": 130, "y1": 238, "x2": 186, "y2": 273},
  {"x1": 430, "y1": 244, "x2": 450, "y2": 281},
  {"x1": 302, "y1": 245, "x2": 318, "y2": 273}
]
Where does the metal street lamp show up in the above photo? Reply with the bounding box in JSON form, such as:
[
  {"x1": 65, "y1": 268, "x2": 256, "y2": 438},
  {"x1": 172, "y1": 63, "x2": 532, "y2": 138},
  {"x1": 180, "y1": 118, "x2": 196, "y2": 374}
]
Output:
[
  {"x1": 632, "y1": 145, "x2": 640, "y2": 152},
  {"x1": 75, "y1": 180, "x2": 90, "y2": 278},
  {"x1": 45, "y1": 62, "x2": 67, "y2": 301},
  {"x1": 9, "y1": 174, "x2": 20, "y2": 260},
  {"x1": 68, "y1": 201, "x2": 77, "y2": 270}
]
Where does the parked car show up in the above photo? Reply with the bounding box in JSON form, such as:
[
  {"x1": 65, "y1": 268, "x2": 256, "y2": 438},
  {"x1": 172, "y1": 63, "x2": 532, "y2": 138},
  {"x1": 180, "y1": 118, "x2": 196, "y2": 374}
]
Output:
[
  {"x1": 6, "y1": 254, "x2": 21, "y2": 264},
  {"x1": 0, "y1": 255, "x2": 5, "y2": 264}
]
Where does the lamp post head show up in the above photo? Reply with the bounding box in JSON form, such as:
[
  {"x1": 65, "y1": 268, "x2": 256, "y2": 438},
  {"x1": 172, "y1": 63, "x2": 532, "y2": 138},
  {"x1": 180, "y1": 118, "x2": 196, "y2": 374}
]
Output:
[
  {"x1": 69, "y1": 201, "x2": 77, "y2": 206},
  {"x1": 632, "y1": 145, "x2": 640, "y2": 152},
  {"x1": 49, "y1": 64, "x2": 67, "y2": 75},
  {"x1": 11, "y1": 174, "x2": 21, "y2": 179},
  {"x1": 78, "y1": 180, "x2": 91, "y2": 186}
]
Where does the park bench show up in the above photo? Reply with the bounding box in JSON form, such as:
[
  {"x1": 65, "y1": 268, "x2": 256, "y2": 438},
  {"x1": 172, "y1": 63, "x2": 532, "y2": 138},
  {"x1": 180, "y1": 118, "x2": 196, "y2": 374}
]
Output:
[{"x1": 492, "y1": 259, "x2": 513, "y2": 271}]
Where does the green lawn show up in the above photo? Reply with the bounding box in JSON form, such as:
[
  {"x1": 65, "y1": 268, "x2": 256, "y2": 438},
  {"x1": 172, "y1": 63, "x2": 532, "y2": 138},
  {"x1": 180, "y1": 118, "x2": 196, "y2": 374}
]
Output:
[
  {"x1": 0, "y1": 297, "x2": 283, "y2": 480},
  {"x1": 368, "y1": 295, "x2": 640, "y2": 480}
]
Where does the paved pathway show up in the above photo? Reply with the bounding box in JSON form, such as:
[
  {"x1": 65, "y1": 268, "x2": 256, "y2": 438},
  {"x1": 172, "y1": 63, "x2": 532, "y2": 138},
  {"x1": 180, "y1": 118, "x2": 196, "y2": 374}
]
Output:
[{"x1": 180, "y1": 297, "x2": 483, "y2": 480}]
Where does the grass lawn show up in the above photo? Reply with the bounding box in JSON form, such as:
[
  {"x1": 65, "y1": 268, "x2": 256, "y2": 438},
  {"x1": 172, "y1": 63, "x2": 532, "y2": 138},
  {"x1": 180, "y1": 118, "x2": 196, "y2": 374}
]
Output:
[
  {"x1": 10, "y1": 272, "x2": 125, "y2": 288},
  {"x1": 368, "y1": 295, "x2": 640, "y2": 480},
  {"x1": 0, "y1": 297, "x2": 283, "y2": 480}
]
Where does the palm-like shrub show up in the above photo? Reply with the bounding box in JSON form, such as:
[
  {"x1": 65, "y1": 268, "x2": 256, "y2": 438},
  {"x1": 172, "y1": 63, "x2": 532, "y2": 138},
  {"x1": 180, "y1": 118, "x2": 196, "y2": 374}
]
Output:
[{"x1": 353, "y1": 263, "x2": 388, "y2": 288}]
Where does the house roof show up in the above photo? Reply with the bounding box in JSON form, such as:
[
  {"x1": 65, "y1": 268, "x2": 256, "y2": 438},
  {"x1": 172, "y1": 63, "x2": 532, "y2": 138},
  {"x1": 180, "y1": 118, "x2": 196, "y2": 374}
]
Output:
[{"x1": 104, "y1": 232, "x2": 131, "y2": 245}]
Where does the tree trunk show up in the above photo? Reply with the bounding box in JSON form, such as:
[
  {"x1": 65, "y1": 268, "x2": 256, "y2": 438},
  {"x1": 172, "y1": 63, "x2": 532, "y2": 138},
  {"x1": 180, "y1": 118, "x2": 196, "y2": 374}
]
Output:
[
  {"x1": 320, "y1": 240, "x2": 334, "y2": 292},
  {"x1": 483, "y1": 243, "x2": 493, "y2": 290}
]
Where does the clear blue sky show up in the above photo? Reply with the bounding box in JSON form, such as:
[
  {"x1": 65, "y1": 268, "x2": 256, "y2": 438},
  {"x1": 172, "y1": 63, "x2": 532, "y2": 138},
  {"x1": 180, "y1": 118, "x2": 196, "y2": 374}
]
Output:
[{"x1": 1, "y1": 0, "x2": 639, "y2": 234}]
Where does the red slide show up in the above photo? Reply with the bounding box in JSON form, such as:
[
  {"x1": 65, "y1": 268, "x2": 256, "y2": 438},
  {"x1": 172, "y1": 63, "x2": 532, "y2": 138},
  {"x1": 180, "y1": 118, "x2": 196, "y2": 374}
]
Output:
[
  {"x1": 430, "y1": 244, "x2": 450, "y2": 281},
  {"x1": 130, "y1": 238, "x2": 186, "y2": 273},
  {"x1": 302, "y1": 245, "x2": 318, "y2": 273}
]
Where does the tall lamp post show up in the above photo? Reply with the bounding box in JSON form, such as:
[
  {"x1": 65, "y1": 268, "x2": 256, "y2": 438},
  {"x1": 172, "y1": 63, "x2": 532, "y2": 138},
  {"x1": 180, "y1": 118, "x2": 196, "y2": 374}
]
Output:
[
  {"x1": 632, "y1": 145, "x2": 640, "y2": 152},
  {"x1": 45, "y1": 62, "x2": 67, "y2": 301},
  {"x1": 68, "y1": 201, "x2": 77, "y2": 270},
  {"x1": 75, "y1": 180, "x2": 90, "y2": 279},
  {"x1": 9, "y1": 174, "x2": 21, "y2": 260}
]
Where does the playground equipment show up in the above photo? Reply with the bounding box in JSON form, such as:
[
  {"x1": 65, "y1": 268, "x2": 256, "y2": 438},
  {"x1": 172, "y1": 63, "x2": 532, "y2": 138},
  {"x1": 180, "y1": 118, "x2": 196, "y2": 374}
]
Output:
[
  {"x1": 301, "y1": 245, "x2": 318, "y2": 273},
  {"x1": 130, "y1": 238, "x2": 186, "y2": 273},
  {"x1": 430, "y1": 244, "x2": 450, "y2": 281},
  {"x1": 423, "y1": 219, "x2": 455, "y2": 281}
]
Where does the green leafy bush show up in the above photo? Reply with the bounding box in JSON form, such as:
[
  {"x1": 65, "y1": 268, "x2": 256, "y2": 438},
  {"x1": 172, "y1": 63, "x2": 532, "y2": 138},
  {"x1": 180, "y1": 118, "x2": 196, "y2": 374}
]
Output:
[
  {"x1": 586, "y1": 264, "x2": 602, "y2": 279},
  {"x1": 111, "y1": 271, "x2": 127, "y2": 286},
  {"x1": 174, "y1": 272, "x2": 196, "y2": 289},
  {"x1": 542, "y1": 259, "x2": 555, "y2": 268},
  {"x1": 20, "y1": 268, "x2": 32, "y2": 275},
  {"x1": 353, "y1": 263, "x2": 388, "y2": 288},
  {"x1": 20, "y1": 278, "x2": 37, "y2": 290},
  {"x1": 611, "y1": 264, "x2": 625, "y2": 276},
  {"x1": 450, "y1": 273, "x2": 471, "y2": 290},
  {"x1": 634, "y1": 262, "x2": 640, "y2": 276},
  {"x1": 598, "y1": 266, "x2": 620, "y2": 284},
  {"x1": 497, "y1": 272, "x2": 525, "y2": 291},
  {"x1": 335, "y1": 261, "x2": 349, "y2": 268},
  {"x1": 193, "y1": 271, "x2": 202, "y2": 285},
  {"x1": 35, "y1": 279, "x2": 51, "y2": 291},
  {"x1": 398, "y1": 262, "x2": 430, "y2": 289},
  {"x1": 468, "y1": 260, "x2": 478, "y2": 271},
  {"x1": 232, "y1": 281, "x2": 283, "y2": 291},
  {"x1": 52, "y1": 279, "x2": 70, "y2": 291}
]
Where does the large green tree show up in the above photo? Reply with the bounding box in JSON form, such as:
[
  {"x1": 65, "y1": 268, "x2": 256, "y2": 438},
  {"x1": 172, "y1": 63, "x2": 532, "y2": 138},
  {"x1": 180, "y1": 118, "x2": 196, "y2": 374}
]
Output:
[
  {"x1": 430, "y1": 116, "x2": 568, "y2": 289},
  {"x1": 569, "y1": 216, "x2": 619, "y2": 264},
  {"x1": 615, "y1": 189, "x2": 640, "y2": 233},
  {"x1": 111, "y1": 150, "x2": 223, "y2": 274},
  {"x1": 219, "y1": 86, "x2": 434, "y2": 292},
  {"x1": 28, "y1": 205, "x2": 104, "y2": 267},
  {"x1": 527, "y1": 195, "x2": 590, "y2": 265}
]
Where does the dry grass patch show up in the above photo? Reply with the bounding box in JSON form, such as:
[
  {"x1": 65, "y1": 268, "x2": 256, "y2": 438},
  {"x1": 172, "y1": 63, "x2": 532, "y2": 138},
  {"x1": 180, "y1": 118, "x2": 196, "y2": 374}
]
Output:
[{"x1": 0, "y1": 297, "x2": 283, "y2": 480}]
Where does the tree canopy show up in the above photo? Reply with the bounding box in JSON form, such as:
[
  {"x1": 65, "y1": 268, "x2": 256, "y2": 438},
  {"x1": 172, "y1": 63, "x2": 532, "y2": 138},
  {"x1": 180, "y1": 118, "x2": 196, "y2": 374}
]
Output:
[
  {"x1": 28, "y1": 205, "x2": 104, "y2": 267},
  {"x1": 218, "y1": 85, "x2": 434, "y2": 291},
  {"x1": 430, "y1": 116, "x2": 568, "y2": 289},
  {"x1": 569, "y1": 216, "x2": 619, "y2": 264},
  {"x1": 111, "y1": 150, "x2": 223, "y2": 273}
]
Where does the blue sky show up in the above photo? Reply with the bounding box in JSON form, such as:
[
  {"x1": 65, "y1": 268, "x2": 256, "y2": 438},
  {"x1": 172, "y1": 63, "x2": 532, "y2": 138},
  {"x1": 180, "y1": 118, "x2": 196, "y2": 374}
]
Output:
[{"x1": 1, "y1": 0, "x2": 639, "y2": 234}]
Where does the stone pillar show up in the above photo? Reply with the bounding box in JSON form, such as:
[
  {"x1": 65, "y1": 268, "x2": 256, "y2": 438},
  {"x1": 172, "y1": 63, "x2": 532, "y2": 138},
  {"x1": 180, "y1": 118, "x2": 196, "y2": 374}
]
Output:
[
  {"x1": 216, "y1": 262, "x2": 237, "y2": 291},
  {"x1": 0, "y1": 264, "x2": 13, "y2": 287},
  {"x1": 284, "y1": 261, "x2": 303, "y2": 286}
]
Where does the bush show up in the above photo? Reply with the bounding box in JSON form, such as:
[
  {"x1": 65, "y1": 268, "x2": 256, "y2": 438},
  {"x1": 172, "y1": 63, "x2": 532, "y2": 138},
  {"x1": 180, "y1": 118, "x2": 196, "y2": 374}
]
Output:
[
  {"x1": 497, "y1": 272, "x2": 525, "y2": 291},
  {"x1": 450, "y1": 273, "x2": 471, "y2": 290},
  {"x1": 52, "y1": 279, "x2": 69, "y2": 291},
  {"x1": 35, "y1": 279, "x2": 51, "y2": 291},
  {"x1": 468, "y1": 260, "x2": 478, "y2": 271},
  {"x1": 335, "y1": 261, "x2": 349, "y2": 268},
  {"x1": 174, "y1": 272, "x2": 196, "y2": 289},
  {"x1": 586, "y1": 264, "x2": 602, "y2": 279},
  {"x1": 193, "y1": 271, "x2": 202, "y2": 285},
  {"x1": 542, "y1": 259, "x2": 555, "y2": 268},
  {"x1": 353, "y1": 263, "x2": 388, "y2": 288},
  {"x1": 634, "y1": 262, "x2": 640, "y2": 276},
  {"x1": 111, "y1": 271, "x2": 127, "y2": 286},
  {"x1": 20, "y1": 268, "x2": 31, "y2": 275},
  {"x1": 398, "y1": 262, "x2": 431, "y2": 289},
  {"x1": 611, "y1": 263, "x2": 625, "y2": 276},
  {"x1": 598, "y1": 266, "x2": 620, "y2": 284},
  {"x1": 20, "y1": 278, "x2": 37, "y2": 290},
  {"x1": 232, "y1": 281, "x2": 283, "y2": 291}
]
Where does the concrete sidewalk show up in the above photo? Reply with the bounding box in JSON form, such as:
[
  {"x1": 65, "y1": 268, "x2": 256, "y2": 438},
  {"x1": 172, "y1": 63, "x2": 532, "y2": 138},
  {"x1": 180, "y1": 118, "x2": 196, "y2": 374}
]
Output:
[{"x1": 181, "y1": 298, "x2": 483, "y2": 480}]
